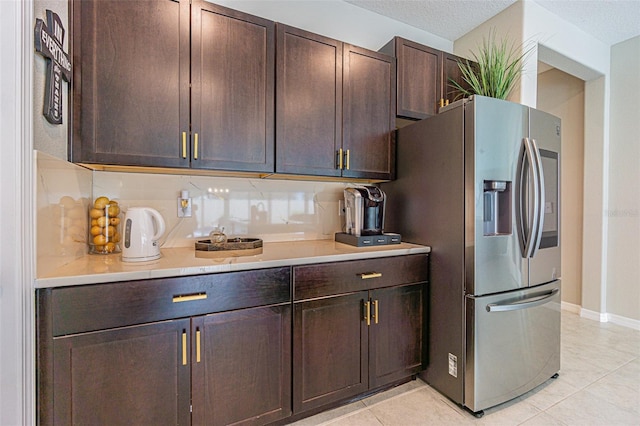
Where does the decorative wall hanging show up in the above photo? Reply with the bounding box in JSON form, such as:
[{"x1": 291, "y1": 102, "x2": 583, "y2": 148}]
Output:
[{"x1": 35, "y1": 9, "x2": 71, "y2": 125}]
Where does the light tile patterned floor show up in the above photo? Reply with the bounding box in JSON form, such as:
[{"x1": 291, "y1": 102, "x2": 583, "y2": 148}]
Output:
[{"x1": 290, "y1": 311, "x2": 640, "y2": 425}]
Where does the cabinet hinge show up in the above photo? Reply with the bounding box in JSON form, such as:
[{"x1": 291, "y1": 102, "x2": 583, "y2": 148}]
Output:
[{"x1": 190, "y1": 404, "x2": 193, "y2": 413}]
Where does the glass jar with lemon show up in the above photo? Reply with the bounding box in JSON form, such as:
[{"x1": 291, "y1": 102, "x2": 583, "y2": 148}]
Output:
[{"x1": 88, "y1": 196, "x2": 122, "y2": 254}]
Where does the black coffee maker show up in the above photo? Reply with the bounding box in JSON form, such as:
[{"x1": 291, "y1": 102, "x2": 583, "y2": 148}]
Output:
[{"x1": 344, "y1": 186, "x2": 386, "y2": 236}]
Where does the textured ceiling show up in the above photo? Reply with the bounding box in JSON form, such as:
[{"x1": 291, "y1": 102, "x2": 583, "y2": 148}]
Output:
[{"x1": 344, "y1": 0, "x2": 640, "y2": 46}]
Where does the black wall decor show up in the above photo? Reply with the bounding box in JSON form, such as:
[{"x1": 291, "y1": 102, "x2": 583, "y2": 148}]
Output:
[{"x1": 35, "y1": 10, "x2": 71, "y2": 125}]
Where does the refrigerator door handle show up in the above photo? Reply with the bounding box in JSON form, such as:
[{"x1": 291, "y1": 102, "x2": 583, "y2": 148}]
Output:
[
  {"x1": 518, "y1": 138, "x2": 539, "y2": 258},
  {"x1": 486, "y1": 288, "x2": 559, "y2": 312},
  {"x1": 529, "y1": 138, "x2": 545, "y2": 258}
]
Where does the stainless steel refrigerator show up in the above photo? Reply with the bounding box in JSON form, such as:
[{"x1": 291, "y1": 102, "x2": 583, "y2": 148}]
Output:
[{"x1": 382, "y1": 95, "x2": 561, "y2": 416}]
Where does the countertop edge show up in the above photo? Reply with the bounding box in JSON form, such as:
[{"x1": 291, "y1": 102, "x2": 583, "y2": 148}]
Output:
[{"x1": 35, "y1": 241, "x2": 431, "y2": 289}]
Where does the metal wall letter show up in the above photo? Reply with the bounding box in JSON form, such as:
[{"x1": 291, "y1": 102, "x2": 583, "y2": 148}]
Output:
[{"x1": 34, "y1": 10, "x2": 71, "y2": 125}]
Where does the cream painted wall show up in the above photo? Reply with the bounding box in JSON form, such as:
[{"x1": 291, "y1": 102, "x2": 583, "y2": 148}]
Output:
[
  {"x1": 537, "y1": 68, "x2": 585, "y2": 307},
  {"x1": 607, "y1": 36, "x2": 640, "y2": 322}
]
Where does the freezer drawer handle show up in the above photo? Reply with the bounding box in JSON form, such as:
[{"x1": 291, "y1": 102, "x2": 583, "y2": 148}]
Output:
[{"x1": 486, "y1": 288, "x2": 559, "y2": 312}]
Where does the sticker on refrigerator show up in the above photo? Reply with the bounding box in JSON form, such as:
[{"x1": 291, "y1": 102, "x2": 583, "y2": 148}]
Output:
[{"x1": 448, "y1": 353, "x2": 458, "y2": 377}]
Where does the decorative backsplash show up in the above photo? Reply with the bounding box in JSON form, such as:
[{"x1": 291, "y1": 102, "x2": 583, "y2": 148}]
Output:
[{"x1": 36, "y1": 151, "x2": 347, "y2": 277}]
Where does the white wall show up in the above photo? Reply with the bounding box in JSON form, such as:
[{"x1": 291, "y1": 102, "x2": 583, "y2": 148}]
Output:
[
  {"x1": 606, "y1": 36, "x2": 640, "y2": 323},
  {"x1": 1, "y1": 1, "x2": 34, "y2": 425},
  {"x1": 212, "y1": 0, "x2": 452, "y2": 52}
]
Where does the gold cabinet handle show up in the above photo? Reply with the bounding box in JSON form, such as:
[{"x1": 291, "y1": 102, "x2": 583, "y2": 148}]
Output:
[
  {"x1": 338, "y1": 148, "x2": 343, "y2": 169},
  {"x1": 181, "y1": 330, "x2": 187, "y2": 366},
  {"x1": 360, "y1": 272, "x2": 382, "y2": 280},
  {"x1": 373, "y1": 299, "x2": 379, "y2": 324},
  {"x1": 196, "y1": 328, "x2": 201, "y2": 363},
  {"x1": 182, "y1": 132, "x2": 187, "y2": 158},
  {"x1": 194, "y1": 133, "x2": 199, "y2": 160},
  {"x1": 345, "y1": 149, "x2": 350, "y2": 170},
  {"x1": 173, "y1": 293, "x2": 207, "y2": 303},
  {"x1": 364, "y1": 300, "x2": 371, "y2": 326}
]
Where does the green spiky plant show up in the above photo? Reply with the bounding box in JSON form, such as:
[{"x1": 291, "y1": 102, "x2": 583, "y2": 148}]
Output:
[{"x1": 450, "y1": 29, "x2": 534, "y2": 100}]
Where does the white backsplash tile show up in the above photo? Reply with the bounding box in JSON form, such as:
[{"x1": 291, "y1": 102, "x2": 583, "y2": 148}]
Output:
[
  {"x1": 93, "y1": 172, "x2": 348, "y2": 247},
  {"x1": 35, "y1": 151, "x2": 92, "y2": 277},
  {"x1": 36, "y1": 151, "x2": 357, "y2": 277}
]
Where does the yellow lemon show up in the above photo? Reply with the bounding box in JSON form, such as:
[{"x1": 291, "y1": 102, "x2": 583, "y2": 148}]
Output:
[
  {"x1": 89, "y1": 208, "x2": 104, "y2": 219},
  {"x1": 93, "y1": 234, "x2": 107, "y2": 245},
  {"x1": 107, "y1": 204, "x2": 120, "y2": 217},
  {"x1": 94, "y1": 196, "x2": 110, "y2": 210}
]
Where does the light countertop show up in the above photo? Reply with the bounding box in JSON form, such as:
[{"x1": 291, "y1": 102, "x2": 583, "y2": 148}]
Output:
[{"x1": 35, "y1": 239, "x2": 430, "y2": 288}]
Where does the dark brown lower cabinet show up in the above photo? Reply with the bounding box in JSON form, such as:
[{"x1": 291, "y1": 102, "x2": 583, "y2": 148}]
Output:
[
  {"x1": 293, "y1": 292, "x2": 369, "y2": 412},
  {"x1": 369, "y1": 284, "x2": 424, "y2": 388},
  {"x1": 48, "y1": 305, "x2": 291, "y2": 426},
  {"x1": 52, "y1": 319, "x2": 191, "y2": 425},
  {"x1": 293, "y1": 254, "x2": 427, "y2": 415},
  {"x1": 37, "y1": 267, "x2": 291, "y2": 426},
  {"x1": 192, "y1": 304, "x2": 291, "y2": 426}
]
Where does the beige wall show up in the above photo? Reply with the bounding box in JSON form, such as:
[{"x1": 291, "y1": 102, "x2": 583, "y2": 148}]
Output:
[
  {"x1": 607, "y1": 36, "x2": 640, "y2": 322},
  {"x1": 537, "y1": 67, "x2": 585, "y2": 307}
]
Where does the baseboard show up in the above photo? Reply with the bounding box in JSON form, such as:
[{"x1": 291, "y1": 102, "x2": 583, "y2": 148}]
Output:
[
  {"x1": 579, "y1": 307, "x2": 608, "y2": 322},
  {"x1": 574, "y1": 307, "x2": 640, "y2": 330},
  {"x1": 560, "y1": 301, "x2": 581, "y2": 314},
  {"x1": 607, "y1": 313, "x2": 640, "y2": 331}
]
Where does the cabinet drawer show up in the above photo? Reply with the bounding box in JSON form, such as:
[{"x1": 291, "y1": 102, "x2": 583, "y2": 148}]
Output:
[
  {"x1": 294, "y1": 254, "x2": 428, "y2": 300},
  {"x1": 49, "y1": 267, "x2": 291, "y2": 336}
]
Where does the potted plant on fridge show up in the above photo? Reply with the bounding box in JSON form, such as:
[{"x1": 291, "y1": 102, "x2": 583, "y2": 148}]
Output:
[{"x1": 450, "y1": 29, "x2": 534, "y2": 101}]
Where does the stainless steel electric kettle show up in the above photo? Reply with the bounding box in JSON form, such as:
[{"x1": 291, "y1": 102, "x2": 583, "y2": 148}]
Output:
[{"x1": 121, "y1": 207, "x2": 166, "y2": 262}]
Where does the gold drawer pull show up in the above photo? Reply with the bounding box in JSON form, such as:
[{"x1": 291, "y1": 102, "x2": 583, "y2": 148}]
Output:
[
  {"x1": 181, "y1": 330, "x2": 187, "y2": 365},
  {"x1": 338, "y1": 148, "x2": 343, "y2": 169},
  {"x1": 373, "y1": 299, "x2": 379, "y2": 324},
  {"x1": 181, "y1": 132, "x2": 187, "y2": 158},
  {"x1": 364, "y1": 300, "x2": 371, "y2": 326},
  {"x1": 360, "y1": 272, "x2": 382, "y2": 280},
  {"x1": 173, "y1": 293, "x2": 207, "y2": 303},
  {"x1": 196, "y1": 328, "x2": 201, "y2": 363}
]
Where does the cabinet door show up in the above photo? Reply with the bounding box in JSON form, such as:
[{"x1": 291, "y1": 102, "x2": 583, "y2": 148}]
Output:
[
  {"x1": 71, "y1": 0, "x2": 190, "y2": 168},
  {"x1": 342, "y1": 45, "x2": 396, "y2": 180},
  {"x1": 191, "y1": 1, "x2": 275, "y2": 173},
  {"x1": 293, "y1": 292, "x2": 368, "y2": 413},
  {"x1": 442, "y1": 52, "x2": 472, "y2": 105},
  {"x1": 395, "y1": 38, "x2": 442, "y2": 120},
  {"x1": 192, "y1": 304, "x2": 291, "y2": 426},
  {"x1": 52, "y1": 319, "x2": 191, "y2": 425},
  {"x1": 276, "y1": 24, "x2": 342, "y2": 177},
  {"x1": 369, "y1": 284, "x2": 424, "y2": 388}
]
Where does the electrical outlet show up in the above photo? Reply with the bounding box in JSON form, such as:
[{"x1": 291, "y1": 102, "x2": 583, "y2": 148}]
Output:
[{"x1": 177, "y1": 197, "x2": 192, "y2": 217}]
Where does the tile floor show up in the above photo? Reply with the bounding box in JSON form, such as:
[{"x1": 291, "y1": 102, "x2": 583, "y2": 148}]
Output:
[{"x1": 290, "y1": 310, "x2": 640, "y2": 425}]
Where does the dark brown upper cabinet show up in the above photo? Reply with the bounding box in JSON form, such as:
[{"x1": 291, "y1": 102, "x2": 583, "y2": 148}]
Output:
[
  {"x1": 71, "y1": 0, "x2": 275, "y2": 173},
  {"x1": 275, "y1": 25, "x2": 343, "y2": 178},
  {"x1": 71, "y1": 0, "x2": 191, "y2": 168},
  {"x1": 191, "y1": 1, "x2": 275, "y2": 173},
  {"x1": 276, "y1": 25, "x2": 396, "y2": 180},
  {"x1": 379, "y1": 37, "x2": 473, "y2": 120},
  {"x1": 342, "y1": 44, "x2": 396, "y2": 180}
]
